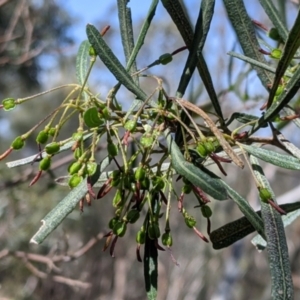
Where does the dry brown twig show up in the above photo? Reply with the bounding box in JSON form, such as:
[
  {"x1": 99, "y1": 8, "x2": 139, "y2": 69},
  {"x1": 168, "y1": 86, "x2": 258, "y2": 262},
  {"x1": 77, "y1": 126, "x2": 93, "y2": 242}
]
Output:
[{"x1": 0, "y1": 232, "x2": 105, "y2": 289}]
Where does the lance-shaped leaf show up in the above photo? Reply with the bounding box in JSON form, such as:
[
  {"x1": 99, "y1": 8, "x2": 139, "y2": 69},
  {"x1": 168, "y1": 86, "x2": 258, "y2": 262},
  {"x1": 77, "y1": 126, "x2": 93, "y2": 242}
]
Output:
[
  {"x1": 223, "y1": 0, "x2": 273, "y2": 89},
  {"x1": 86, "y1": 24, "x2": 147, "y2": 101},
  {"x1": 166, "y1": 133, "x2": 227, "y2": 200},
  {"x1": 30, "y1": 158, "x2": 109, "y2": 244},
  {"x1": 228, "y1": 51, "x2": 294, "y2": 78},
  {"x1": 251, "y1": 64, "x2": 300, "y2": 133},
  {"x1": 266, "y1": 9, "x2": 300, "y2": 108},
  {"x1": 161, "y1": 0, "x2": 223, "y2": 123},
  {"x1": 210, "y1": 202, "x2": 300, "y2": 249},
  {"x1": 242, "y1": 144, "x2": 300, "y2": 170},
  {"x1": 258, "y1": 0, "x2": 288, "y2": 42},
  {"x1": 76, "y1": 40, "x2": 90, "y2": 88},
  {"x1": 250, "y1": 155, "x2": 294, "y2": 299}
]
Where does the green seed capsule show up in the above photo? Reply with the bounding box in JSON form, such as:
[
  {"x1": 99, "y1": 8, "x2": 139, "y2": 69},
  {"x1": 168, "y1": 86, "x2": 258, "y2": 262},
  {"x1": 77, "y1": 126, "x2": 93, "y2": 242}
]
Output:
[
  {"x1": 45, "y1": 142, "x2": 60, "y2": 155},
  {"x1": 107, "y1": 143, "x2": 118, "y2": 157},
  {"x1": 36, "y1": 130, "x2": 49, "y2": 144},
  {"x1": 113, "y1": 221, "x2": 127, "y2": 237},
  {"x1": 48, "y1": 127, "x2": 56, "y2": 137},
  {"x1": 112, "y1": 189, "x2": 123, "y2": 208},
  {"x1": 268, "y1": 28, "x2": 281, "y2": 41},
  {"x1": 148, "y1": 223, "x2": 161, "y2": 240},
  {"x1": 271, "y1": 48, "x2": 282, "y2": 59},
  {"x1": 108, "y1": 217, "x2": 119, "y2": 230},
  {"x1": 89, "y1": 45, "x2": 96, "y2": 56},
  {"x1": 101, "y1": 107, "x2": 110, "y2": 120},
  {"x1": 11, "y1": 136, "x2": 25, "y2": 150},
  {"x1": 152, "y1": 176, "x2": 165, "y2": 191},
  {"x1": 197, "y1": 143, "x2": 208, "y2": 157},
  {"x1": 68, "y1": 174, "x2": 83, "y2": 188},
  {"x1": 140, "y1": 135, "x2": 154, "y2": 148},
  {"x1": 134, "y1": 167, "x2": 146, "y2": 181},
  {"x1": 141, "y1": 177, "x2": 150, "y2": 190},
  {"x1": 162, "y1": 232, "x2": 173, "y2": 247},
  {"x1": 182, "y1": 184, "x2": 192, "y2": 194},
  {"x1": 2, "y1": 98, "x2": 16, "y2": 111},
  {"x1": 136, "y1": 229, "x2": 146, "y2": 244},
  {"x1": 68, "y1": 161, "x2": 82, "y2": 175},
  {"x1": 124, "y1": 120, "x2": 137, "y2": 132},
  {"x1": 72, "y1": 132, "x2": 83, "y2": 142},
  {"x1": 203, "y1": 141, "x2": 215, "y2": 154},
  {"x1": 74, "y1": 148, "x2": 82, "y2": 160},
  {"x1": 159, "y1": 53, "x2": 173, "y2": 65},
  {"x1": 259, "y1": 188, "x2": 272, "y2": 203},
  {"x1": 201, "y1": 205, "x2": 213, "y2": 218},
  {"x1": 86, "y1": 161, "x2": 97, "y2": 176},
  {"x1": 126, "y1": 210, "x2": 140, "y2": 224},
  {"x1": 184, "y1": 214, "x2": 197, "y2": 228},
  {"x1": 39, "y1": 156, "x2": 51, "y2": 171}
]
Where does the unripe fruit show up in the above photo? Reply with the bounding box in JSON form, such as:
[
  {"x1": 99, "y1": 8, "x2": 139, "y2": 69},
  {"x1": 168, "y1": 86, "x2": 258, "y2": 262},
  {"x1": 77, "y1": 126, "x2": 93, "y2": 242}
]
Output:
[
  {"x1": 134, "y1": 167, "x2": 146, "y2": 181},
  {"x1": 113, "y1": 221, "x2": 127, "y2": 237},
  {"x1": 39, "y1": 156, "x2": 51, "y2": 171},
  {"x1": 68, "y1": 161, "x2": 82, "y2": 175},
  {"x1": 107, "y1": 143, "x2": 118, "y2": 157},
  {"x1": 36, "y1": 130, "x2": 49, "y2": 144},
  {"x1": 162, "y1": 232, "x2": 173, "y2": 247},
  {"x1": 86, "y1": 161, "x2": 97, "y2": 176},
  {"x1": 11, "y1": 136, "x2": 25, "y2": 150},
  {"x1": 108, "y1": 217, "x2": 118, "y2": 230},
  {"x1": 124, "y1": 120, "x2": 137, "y2": 132},
  {"x1": 148, "y1": 223, "x2": 161, "y2": 239},
  {"x1": 126, "y1": 210, "x2": 140, "y2": 224},
  {"x1": 89, "y1": 45, "x2": 96, "y2": 56},
  {"x1": 68, "y1": 174, "x2": 83, "y2": 188},
  {"x1": 259, "y1": 187, "x2": 272, "y2": 203},
  {"x1": 45, "y1": 142, "x2": 60, "y2": 155},
  {"x1": 140, "y1": 135, "x2": 154, "y2": 148},
  {"x1": 2, "y1": 98, "x2": 16, "y2": 111},
  {"x1": 159, "y1": 53, "x2": 173, "y2": 65},
  {"x1": 201, "y1": 205, "x2": 213, "y2": 218},
  {"x1": 197, "y1": 143, "x2": 208, "y2": 157},
  {"x1": 184, "y1": 214, "x2": 197, "y2": 228},
  {"x1": 136, "y1": 229, "x2": 146, "y2": 244}
]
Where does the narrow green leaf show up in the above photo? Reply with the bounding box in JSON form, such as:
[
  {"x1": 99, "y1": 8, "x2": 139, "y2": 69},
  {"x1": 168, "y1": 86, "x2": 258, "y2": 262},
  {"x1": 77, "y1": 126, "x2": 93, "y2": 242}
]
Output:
[
  {"x1": 161, "y1": 0, "x2": 224, "y2": 122},
  {"x1": 124, "y1": 0, "x2": 159, "y2": 118},
  {"x1": 220, "y1": 180, "x2": 265, "y2": 238},
  {"x1": 275, "y1": 129, "x2": 300, "y2": 160},
  {"x1": 117, "y1": 0, "x2": 136, "y2": 69},
  {"x1": 226, "y1": 112, "x2": 262, "y2": 126},
  {"x1": 210, "y1": 202, "x2": 300, "y2": 249},
  {"x1": 228, "y1": 51, "x2": 294, "y2": 78},
  {"x1": 242, "y1": 144, "x2": 300, "y2": 170},
  {"x1": 177, "y1": 0, "x2": 216, "y2": 97},
  {"x1": 250, "y1": 155, "x2": 294, "y2": 300},
  {"x1": 76, "y1": 40, "x2": 91, "y2": 87},
  {"x1": 86, "y1": 24, "x2": 147, "y2": 101},
  {"x1": 258, "y1": 0, "x2": 288, "y2": 42},
  {"x1": 266, "y1": 9, "x2": 300, "y2": 108},
  {"x1": 144, "y1": 234, "x2": 158, "y2": 300},
  {"x1": 30, "y1": 165, "x2": 101, "y2": 244},
  {"x1": 223, "y1": 0, "x2": 273, "y2": 89},
  {"x1": 252, "y1": 206, "x2": 300, "y2": 250},
  {"x1": 166, "y1": 133, "x2": 228, "y2": 200},
  {"x1": 251, "y1": 64, "x2": 300, "y2": 133},
  {"x1": 127, "y1": 0, "x2": 158, "y2": 70}
]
